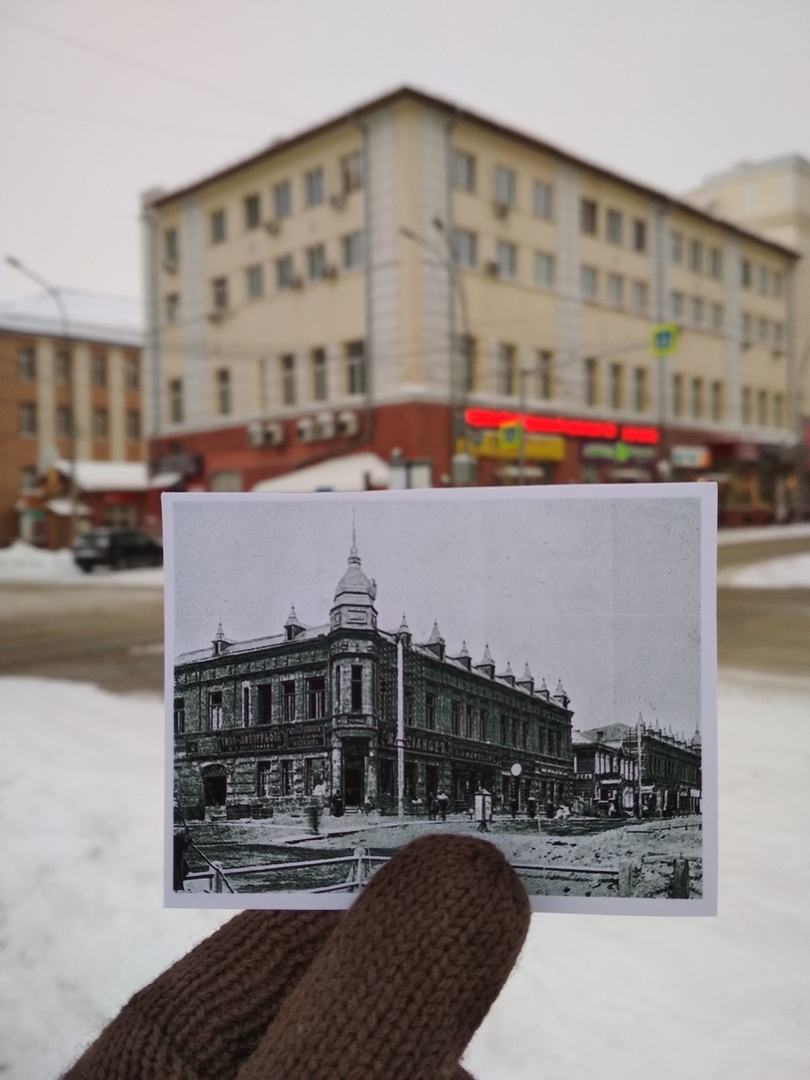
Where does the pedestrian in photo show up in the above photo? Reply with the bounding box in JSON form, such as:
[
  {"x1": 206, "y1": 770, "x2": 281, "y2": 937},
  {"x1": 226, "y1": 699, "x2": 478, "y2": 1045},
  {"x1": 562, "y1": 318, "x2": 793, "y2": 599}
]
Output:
[{"x1": 436, "y1": 789, "x2": 449, "y2": 822}]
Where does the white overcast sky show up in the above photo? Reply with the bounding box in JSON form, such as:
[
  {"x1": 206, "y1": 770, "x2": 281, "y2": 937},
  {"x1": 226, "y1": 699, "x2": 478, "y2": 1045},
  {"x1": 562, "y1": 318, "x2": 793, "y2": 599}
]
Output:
[
  {"x1": 1, "y1": 0, "x2": 808, "y2": 304},
  {"x1": 169, "y1": 487, "x2": 711, "y2": 738}
]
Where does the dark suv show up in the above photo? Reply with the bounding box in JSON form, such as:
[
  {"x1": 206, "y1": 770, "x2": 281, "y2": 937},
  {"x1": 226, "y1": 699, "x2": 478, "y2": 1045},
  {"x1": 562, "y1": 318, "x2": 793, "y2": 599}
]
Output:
[{"x1": 73, "y1": 527, "x2": 163, "y2": 572}]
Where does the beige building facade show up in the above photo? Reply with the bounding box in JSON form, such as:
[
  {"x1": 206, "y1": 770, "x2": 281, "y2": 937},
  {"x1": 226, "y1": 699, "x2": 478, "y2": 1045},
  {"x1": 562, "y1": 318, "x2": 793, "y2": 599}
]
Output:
[{"x1": 143, "y1": 88, "x2": 800, "y2": 522}]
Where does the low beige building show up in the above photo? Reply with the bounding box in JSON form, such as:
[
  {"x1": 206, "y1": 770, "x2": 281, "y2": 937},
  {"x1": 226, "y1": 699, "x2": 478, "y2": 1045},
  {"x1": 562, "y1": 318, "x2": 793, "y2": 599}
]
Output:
[{"x1": 143, "y1": 88, "x2": 800, "y2": 522}]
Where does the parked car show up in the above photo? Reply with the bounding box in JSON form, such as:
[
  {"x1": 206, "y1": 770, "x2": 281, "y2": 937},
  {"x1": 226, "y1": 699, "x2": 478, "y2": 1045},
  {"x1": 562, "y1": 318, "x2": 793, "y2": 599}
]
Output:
[{"x1": 73, "y1": 527, "x2": 163, "y2": 572}]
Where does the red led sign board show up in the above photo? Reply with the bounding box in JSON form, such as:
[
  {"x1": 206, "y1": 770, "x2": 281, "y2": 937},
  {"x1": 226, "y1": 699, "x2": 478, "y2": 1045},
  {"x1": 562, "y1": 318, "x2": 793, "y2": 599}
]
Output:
[{"x1": 464, "y1": 409, "x2": 659, "y2": 446}]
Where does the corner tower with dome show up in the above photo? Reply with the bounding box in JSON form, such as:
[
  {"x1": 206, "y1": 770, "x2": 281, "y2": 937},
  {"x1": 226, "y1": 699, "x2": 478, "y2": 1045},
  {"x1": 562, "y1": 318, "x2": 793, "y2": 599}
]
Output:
[{"x1": 172, "y1": 529, "x2": 578, "y2": 827}]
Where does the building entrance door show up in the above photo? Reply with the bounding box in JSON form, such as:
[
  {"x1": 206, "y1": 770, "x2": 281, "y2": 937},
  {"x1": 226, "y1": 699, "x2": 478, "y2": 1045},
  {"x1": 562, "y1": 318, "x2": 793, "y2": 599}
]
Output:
[
  {"x1": 201, "y1": 764, "x2": 227, "y2": 806},
  {"x1": 343, "y1": 754, "x2": 365, "y2": 807}
]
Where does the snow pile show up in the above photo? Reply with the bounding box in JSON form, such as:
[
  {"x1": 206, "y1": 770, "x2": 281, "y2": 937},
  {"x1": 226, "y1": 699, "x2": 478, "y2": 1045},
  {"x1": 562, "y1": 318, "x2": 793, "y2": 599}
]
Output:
[
  {"x1": 0, "y1": 542, "x2": 163, "y2": 586},
  {"x1": 2, "y1": 670, "x2": 809, "y2": 1079},
  {"x1": 718, "y1": 552, "x2": 810, "y2": 589},
  {"x1": 717, "y1": 522, "x2": 810, "y2": 546}
]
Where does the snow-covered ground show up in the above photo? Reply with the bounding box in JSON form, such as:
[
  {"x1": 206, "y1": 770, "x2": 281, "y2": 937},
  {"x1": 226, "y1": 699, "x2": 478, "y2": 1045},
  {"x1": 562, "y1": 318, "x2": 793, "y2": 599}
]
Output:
[
  {"x1": 2, "y1": 670, "x2": 809, "y2": 1079},
  {"x1": 0, "y1": 541, "x2": 163, "y2": 586},
  {"x1": 718, "y1": 552, "x2": 810, "y2": 588}
]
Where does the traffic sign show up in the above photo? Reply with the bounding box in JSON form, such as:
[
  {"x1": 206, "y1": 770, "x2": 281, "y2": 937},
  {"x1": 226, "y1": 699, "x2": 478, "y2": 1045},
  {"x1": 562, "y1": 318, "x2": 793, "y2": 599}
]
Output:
[
  {"x1": 498, "y1": 420, "x2": 521, "y2": 451},
  {"x1": 650, "y1": 323, "x2": 679, "y2": 357}
]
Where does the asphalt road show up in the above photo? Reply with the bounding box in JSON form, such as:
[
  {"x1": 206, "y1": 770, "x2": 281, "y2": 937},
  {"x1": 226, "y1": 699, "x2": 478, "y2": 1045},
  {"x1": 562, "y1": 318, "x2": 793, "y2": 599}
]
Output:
[{"x1": 0, "y1": 533, "x2": 808, "y2": 693}]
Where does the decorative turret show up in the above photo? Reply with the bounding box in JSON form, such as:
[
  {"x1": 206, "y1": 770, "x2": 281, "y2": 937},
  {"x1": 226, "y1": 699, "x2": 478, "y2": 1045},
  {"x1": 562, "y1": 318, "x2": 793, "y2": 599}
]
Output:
[
  {"x1": 537, "y1": 677, "x2": 550, "y2": 701},
  {"x1": 454, "y1": 640, "x2": 472, "y2": 670},
  {"x1": 690, "y1": 725, "x2": 701, "y2": 750},
  {"x1": 474, "y1": 644, "x2": 495, "y2": 679},
  {"x1": 553, "y1": 677, "x2": 570, "y2": 709},
  {"x1": 499, "y1": 661, "x2": 516, "y2": 687},
  {"x1": 284, "y1": 605, "x2": 305, "y2": 640},
  {"x1": 212, "y1": 620, "x2": 230, "y2": 656},
  {"x1": 330, "y1": 525, "x2": 377, "y2": 631},
  {"x1": 424, "y1": 620, "x2": 445, "y2": 660},
  {"x1": 396, "y1": 613, "x2": 412, "y2": 646},
  {"x1": 517, "y1": 662, "x2": 534, "y2": 694}
]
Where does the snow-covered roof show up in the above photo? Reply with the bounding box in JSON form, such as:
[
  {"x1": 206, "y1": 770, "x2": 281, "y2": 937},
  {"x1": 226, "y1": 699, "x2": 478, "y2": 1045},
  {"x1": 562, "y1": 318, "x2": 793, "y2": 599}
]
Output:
[
  {"x1": 252, "y1": 452, "x2": 389, "y2": 493},
  {"x1": 0, "y1": 289, "x2": 142, "y2": 348},
  {"x1": 55, "y1": 460, "x2": 148, "y2": 492}
]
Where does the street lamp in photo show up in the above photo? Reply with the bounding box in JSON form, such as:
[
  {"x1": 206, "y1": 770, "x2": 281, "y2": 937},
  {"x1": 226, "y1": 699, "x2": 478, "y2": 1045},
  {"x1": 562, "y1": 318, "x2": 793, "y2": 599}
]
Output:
[{"x1": 5, "y1": 256, "x2": 78, "y2": 539}]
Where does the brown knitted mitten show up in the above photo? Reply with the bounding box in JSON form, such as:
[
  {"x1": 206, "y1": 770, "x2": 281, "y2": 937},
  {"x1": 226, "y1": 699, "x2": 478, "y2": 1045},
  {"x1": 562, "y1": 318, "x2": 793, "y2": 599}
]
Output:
[{"x1": 62, "y1": 834, "x2": 530, "y2": 1080}]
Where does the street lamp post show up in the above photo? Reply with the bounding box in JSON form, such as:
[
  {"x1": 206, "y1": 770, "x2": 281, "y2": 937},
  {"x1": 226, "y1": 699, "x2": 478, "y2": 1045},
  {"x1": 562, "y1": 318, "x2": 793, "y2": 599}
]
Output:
[{"x1": 5, "y1": 256, "x2": 78, "y2": 541}]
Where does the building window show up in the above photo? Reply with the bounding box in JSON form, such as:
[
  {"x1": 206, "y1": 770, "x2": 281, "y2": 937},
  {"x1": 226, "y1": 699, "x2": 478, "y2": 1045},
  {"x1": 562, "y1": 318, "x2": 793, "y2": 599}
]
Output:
[
  {"x1": 709, "y1": 247, "x2": 723, "y2": 279},
  {"x1": 281, "y1": 354, "x2": 296, "y2": 406},
  {"x1": 216, "y1": 368, "x2": 231, "y2": 415},
  {"x1": 164, "y1": 228, "x2": 178, "y2": 263},
  {"x1": 494, "y1": 166, "x2": 516, "y2": 207},
  {"x1": 346, "y1": 340, "x2": 366, "y2": 395},
  {"x1": 308, "y1": 676, "x2": 326, "y2": 719},
  {"x1": 773, "y1": 393, "x2": 785, "y2": 428},
  {"x1": 274, "y1": 180, "x2": 291, "y2": 220},
  {"x1": 757, "y1": 317, "x2": 769, "y2": 344},
  {"x1": 91, "y1": 352, "x2": 107, "y2": 387},
  {"x1": 341, "y1": 151, "x2": 363, "y2": 193},
  {"x1": 672, "y1": 373, "x2": 684, "y2": 417},
  {"x1": 773, "y1": 322, "x2": 785, "y2": 350},
  {"x1": 425, "y1": 692, "x2": 436, "y2": 731},
  {"x1": 282, "y1": 681, "x2": 296, "y2": 723},
  {"x1": 633, "y1": 368, "x2": 648, "y2": 412},
  {"x1": 580, "y1": 265, "x2": 598, "y2": 300},
  {"x1": 54, "y1": 348, "x2": 71, "y2": 385},
  {"x1": 242, "y1": 685, "x2": 250, "y2": 726},
  {"x1": 710, "y1": 380, "x2": 724, "y2": 421},
  {"x1": 56, "y1": 405, "x2": 73, "y2": 438},
  {"x1": 451, "y1": 700, "x2": 461, "y2": 736},
  {"x1": 670, "y1": 232, "x2": 683, "y2": 263},
  {"x1": 169, "y1": 378, "x2": 184, "y2": 423},
  {"x1": 496, "y1": 342, "x2": 516, "y2": 396},
  {"x1": 606, "y1": 273, "x2": 624, "y2": 307},
  {"x1": 280, "y1": 759, "x2": 293, "y2": 796},
  {"x1": 740, "y1": 258, "x2": 752, "y2": 288},
  {"x1": 670, "y1": 291, "x2": 684, "y2": 320},
  {"x1": 350, "y1": 665, "x2": 363, "y2": 713},
  {"x1": 533, "y1": 180, "x2": 553, "y2": 219},
  {"x1": 92, "y1": 407, "x2": 109, "y2": 439},
  {"x1": 210, "y1": 209, "x2": 226, "y2": 244},
  {"x1": 257, "y1": 684, "x2": 272, "y2": 725},
  {"x1": 606, "y1": 209, "x2": 623, "y2": 245},
  {"x1": 630, "y1": 281, "x2": 648, "y2": 312},
  {"x1": 173, "y1": 697, "x2": 185, "y2": 734},
  {"x1": 534, "y1": 251, "x2": 554, "y2": 288},
  {"x1": 404, "y1": 687, "x2": 414, "y2": 725},
  {"x1": 756, "y1": 266, "x2": 768, "y2": 294},
  {"x1": 580, "y1": 198, "x2": 598, "y2": 235},
  {"x1": 305, "y1": 167, "x2": 324, "y2": 208},
  {"x1": 691, "y1": 297, "x2": 704, "y2": 326},
  {"x1": 209, "y1": 690, "x2": 223, "y2": 731},
  {"x1": 741, "y1": 386, "x2": 752, "y2": 424},
  {"x1": 711, "y1": 303, "x2": 724, "y2": 331},
  {"x1": 126, "y1": 410, "x2": 140, "y2": 440},
  {"x1": 306, "y1": 243, "x2": 326, "y2": 281},
  {"x1": 480, "y1": 709, "x2": 488, "y2": 741},
  {"x1": 689, "y1": 240, "x2": 704, "y2": 273},
  {"x1": 584, "y1": 357, "x2": 599, "y2": 407},
  {"x1": 17, "y1": 346, "x2": 36, "y2": 382},
  {"x1": 342, "y1": 230, "x2": 363, "y2": 269},
  {"x1": 452, "y1": 150, "x2": 475, "y2": 192},
  {"x1": 632, "y1": 219, "x2": 647, "y2": 252},
  {"x1": 495, "y1": 241, "x2": 517, "y2": 279},
  {"x1": 691, "y1": 377, "x2": 704, "y2": 419},
  {"x1": 757, "y1": 389, "x2": 768, "y2": 426},
  {"x1": 304, "y1": 758, "x2": 318, "y2": 796},
  {"x1": 276, "y1": 255, "x2": 295, "y2": 291},
  {"x1": 166, "y1": 293, "x2": 180, "y2": 323},
  {"x1": 465, "y1": 705, "x2": 474, "y2": 739},
  {"x1": 244, "y1": 193, "x2": 261, "y2": 229},
  {"x1": 773, "y1": 272, "x2": 784, "y2": 298},
  {"x1": 499, "y1": 714, "x2": 509, "y2": 745},
  {"x1": 257, "y1": 761, "x2": 273, "y2": 797},
  {"x1": 212, "y1": 277, "x2": 229, "y2": 312},
  {"x1": 242, "y1": 264, "x2": 263, "y2": 301},
  {"x1": 312, "y1": 347, "x2": 327, "y2": 401},
  {"x1": 536, "y1": 350, "x2": 553, "y2": 400},
  {"x1": 609, "y1": 363, "x2": 623, "y2": 409},
  {"x1": 460, "y1": 334, "x2": 476, "y2": 393},
  {"x1": 452, "y1": 228, "x2": 477, "y2": 268},
  {"x1": 20, "y1": 465, "x2": 37, "y2": 493},
  {"x1": 741, "y1": 312, "x2": 752, "y2": 344},
  {"x1": 124, "y1": 355, "x2": 139, "y2": 390}
]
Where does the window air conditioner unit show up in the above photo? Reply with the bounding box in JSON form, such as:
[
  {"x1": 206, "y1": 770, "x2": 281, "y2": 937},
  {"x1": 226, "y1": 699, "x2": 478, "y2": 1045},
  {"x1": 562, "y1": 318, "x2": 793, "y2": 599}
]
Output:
[
  {"x1": 337, "y1": 409, "x2": 359, "y2": 437},
  {"x1": 264, "y1": 219, "x2": 281, "y2": 236},
  {"x1": 493, "y1": 201, "x2": 510, "y2": 219},
  {"x1": 330, "y1": 192, "x2": 346, "y2": 211},
  {"x1": 322, "y1": 264, "x2": 338, "y2": 280},
  {"x1": 290, "y1": 275, "x2": 304, "y2": 290},
  {"x1": 485, "y1": 260, "x2": 500, "y2": 276},
  {"x1": 296, "y1": 417, "x2": 316, "y2": 443},
  {"x1": 265, "y1": 421, "x2": 285, "y2": 447},
  {"x1": 163, "y1": 258, "x2": 178, "y2": 274},
  {"x1": 315, "y1": 411, "x2": 336, "y2": 439},
  {"x1": 247, "y1": 421, "x2": 266, "y2": 448}
]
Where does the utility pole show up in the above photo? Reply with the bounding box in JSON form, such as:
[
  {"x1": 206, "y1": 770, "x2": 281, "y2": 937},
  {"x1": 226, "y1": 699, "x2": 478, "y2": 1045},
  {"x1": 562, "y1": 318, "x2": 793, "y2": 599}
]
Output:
[{"x1": 6, "y1": 256, "x2": 78, "y2": 541}]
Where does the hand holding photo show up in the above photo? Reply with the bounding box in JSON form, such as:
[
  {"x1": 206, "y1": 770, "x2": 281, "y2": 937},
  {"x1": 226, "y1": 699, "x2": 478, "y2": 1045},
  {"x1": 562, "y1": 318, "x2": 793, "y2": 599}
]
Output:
[{"x1": 164, "y1": 484, "x2": 716, "y2": 914}]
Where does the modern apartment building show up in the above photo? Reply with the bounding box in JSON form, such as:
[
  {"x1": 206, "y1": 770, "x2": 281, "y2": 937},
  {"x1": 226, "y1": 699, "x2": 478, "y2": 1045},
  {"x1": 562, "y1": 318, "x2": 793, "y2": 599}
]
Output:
[
  {"x1": 143, "y1": 88, "x2": 799, "y2": 522},
  {"x1": 0, "y1": 290, "x2": 144, "y2": 547}
]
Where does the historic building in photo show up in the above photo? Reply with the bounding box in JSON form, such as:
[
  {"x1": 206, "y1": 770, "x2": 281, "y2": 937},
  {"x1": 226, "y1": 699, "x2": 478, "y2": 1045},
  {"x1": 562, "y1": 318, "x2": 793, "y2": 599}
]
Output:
[{"x1": 173, "y1": 535, "x2": 574, "y2": 819}]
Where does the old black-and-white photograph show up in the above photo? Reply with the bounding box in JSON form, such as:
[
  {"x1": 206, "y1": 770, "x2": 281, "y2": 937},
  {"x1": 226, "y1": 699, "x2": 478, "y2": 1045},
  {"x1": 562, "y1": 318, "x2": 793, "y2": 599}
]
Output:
[{"x1": 165, "y1": 485, "x2": 717, "y2": 914}]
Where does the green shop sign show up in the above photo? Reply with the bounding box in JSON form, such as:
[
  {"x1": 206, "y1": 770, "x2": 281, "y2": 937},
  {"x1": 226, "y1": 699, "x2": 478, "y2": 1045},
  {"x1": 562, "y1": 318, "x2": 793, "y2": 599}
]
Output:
[{"x1": 581, "y1": 441, "x2": 657, "y2": 463}]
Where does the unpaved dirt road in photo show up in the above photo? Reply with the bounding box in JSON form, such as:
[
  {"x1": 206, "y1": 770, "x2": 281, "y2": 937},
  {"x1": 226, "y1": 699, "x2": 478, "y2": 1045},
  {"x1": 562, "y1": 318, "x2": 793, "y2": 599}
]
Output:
[{"x1": 0, "y1": 532, "x2": 808, "y2": 693}]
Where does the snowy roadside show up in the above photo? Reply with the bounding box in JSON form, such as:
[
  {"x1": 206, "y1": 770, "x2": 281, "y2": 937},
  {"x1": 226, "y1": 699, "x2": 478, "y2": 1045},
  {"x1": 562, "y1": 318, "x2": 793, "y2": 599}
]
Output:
[
  {"x1": 2, "y1": 670, "x2": 809, "y2": 1079},
  {"x1": 0, "y1": 541, "x2": 163, "y2": 587}
]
